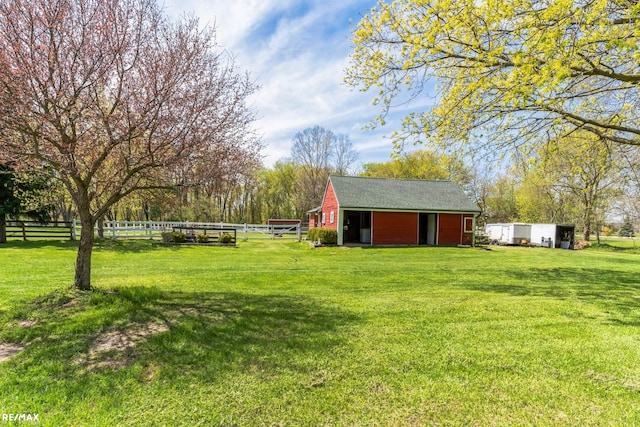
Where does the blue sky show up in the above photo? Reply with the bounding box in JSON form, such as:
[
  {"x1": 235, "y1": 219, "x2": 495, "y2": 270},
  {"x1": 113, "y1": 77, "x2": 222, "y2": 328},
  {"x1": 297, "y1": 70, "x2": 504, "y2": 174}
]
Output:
[{"x1": 163, "y1": 0, "x2": 421, "y2": 169}]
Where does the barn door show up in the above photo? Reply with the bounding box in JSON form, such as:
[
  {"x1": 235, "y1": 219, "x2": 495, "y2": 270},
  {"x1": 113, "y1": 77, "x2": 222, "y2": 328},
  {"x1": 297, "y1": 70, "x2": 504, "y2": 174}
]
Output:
[{"x1": 419, "y1": 213, "x2": 437, "y2": 245}]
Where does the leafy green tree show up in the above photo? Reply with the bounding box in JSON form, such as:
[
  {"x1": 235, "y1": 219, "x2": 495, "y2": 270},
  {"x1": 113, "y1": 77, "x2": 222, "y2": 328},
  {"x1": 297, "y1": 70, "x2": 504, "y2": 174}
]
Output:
[
  {"x1": 503, "y1": 132, "x2": 623, "y2": 240},
  {"x1": 360, "y1": 149, "x2": 471, "y2": 185},
  {"x1": 481, "y1": 174, "x2": 519, "y2": 224},
  {"x1": 0, "y1": 164, "x2": 55, "y2": 243},
  {"x1": 515, "y1": 161, "x2": 578, "y2": 225},
  {"x1": 346, "y1": 0, "x2": 640, "y2": 153},
  {"x1": 538, "y1": 134, "x2": 623, "y2": 241},
  {"x1": 257, "y1": 161, "x2": 306, "y2": 221}
]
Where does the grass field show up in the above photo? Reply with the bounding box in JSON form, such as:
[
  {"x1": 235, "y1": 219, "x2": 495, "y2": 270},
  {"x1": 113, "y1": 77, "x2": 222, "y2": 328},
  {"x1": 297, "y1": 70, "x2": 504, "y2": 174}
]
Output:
[{"x1": 0, "y1": 239, "x2": 639, "y2": 426}]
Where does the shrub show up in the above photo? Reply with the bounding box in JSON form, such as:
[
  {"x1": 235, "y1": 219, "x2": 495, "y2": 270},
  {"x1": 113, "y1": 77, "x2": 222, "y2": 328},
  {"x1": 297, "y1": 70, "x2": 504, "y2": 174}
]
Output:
[
  {"x1": 574, "y1": 240, "x2": 592, "y2": 250},
  {"x1": 196, "y1": 234, "x2": 210, "y2": 243},
  {"x1": 171, "y1": 231, "x2": 186, "y2": 243},
  {"x1": 161, "y1": 231, "x2": 172, "y2": 244},
  {"x1": 601, "y1": 225, "x2": 614, "y2": 236},
  {"x1": 307, "y1": 228, "x2": 337, "y2": 245},
  {"x1": 307, "y1": 228, "x2": 320, "y2": 242},
  {"x1": 219, "y1": 233, "x2": 233, "y2": 244}
]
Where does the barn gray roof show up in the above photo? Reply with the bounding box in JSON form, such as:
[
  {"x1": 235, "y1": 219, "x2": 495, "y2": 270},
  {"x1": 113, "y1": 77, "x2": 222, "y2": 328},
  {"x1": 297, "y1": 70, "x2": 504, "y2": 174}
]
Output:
[{"x1": 328, "y1": 176, "x2": 481, "y2": 212}]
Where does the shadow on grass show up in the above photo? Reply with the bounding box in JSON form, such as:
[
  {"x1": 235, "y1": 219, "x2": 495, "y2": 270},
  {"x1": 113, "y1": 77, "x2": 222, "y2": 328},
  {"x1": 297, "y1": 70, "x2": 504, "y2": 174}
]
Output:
[
  {"x1": 0, "y1": 239, "x2": 186, "y2": 253},
  {"x1": 0, "y1": 240, "x2": 78, "y2": 250},
  {"x1": 0, "y1": 286, "x2": 359, "y2": 404},
  {"x1": 587, "y1": 243, "x2": 640, "y2": 254},
  {"x1": 464, "y1": 267, "x2": 640, "y2": 327}
]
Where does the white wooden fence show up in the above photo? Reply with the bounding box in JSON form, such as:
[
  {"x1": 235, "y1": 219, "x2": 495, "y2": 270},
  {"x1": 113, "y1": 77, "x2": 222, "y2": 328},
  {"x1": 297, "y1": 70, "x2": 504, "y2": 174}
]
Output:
[{"x1": 73, "y1": 220, "x2": 305, "y2": 241}]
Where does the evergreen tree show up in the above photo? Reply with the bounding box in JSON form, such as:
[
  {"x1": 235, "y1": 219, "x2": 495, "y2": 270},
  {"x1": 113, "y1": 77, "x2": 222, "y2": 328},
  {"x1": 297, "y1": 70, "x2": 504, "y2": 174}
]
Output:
[{"x1": 619, "y1": 220, "x2": 635, "y2": 238}]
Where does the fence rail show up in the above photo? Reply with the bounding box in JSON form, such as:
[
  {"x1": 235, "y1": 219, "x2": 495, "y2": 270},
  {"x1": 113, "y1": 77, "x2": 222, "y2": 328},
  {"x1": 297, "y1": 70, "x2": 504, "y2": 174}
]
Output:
[
  {"x1": 5, "y1": 221, "x2": 74, "y2": 241},
  {"x1": 79, "y1": 220, "x2": 305, "y2": 242},
  {"x1": 4, "y1": 220, "x2": 306, "y2": 242}
]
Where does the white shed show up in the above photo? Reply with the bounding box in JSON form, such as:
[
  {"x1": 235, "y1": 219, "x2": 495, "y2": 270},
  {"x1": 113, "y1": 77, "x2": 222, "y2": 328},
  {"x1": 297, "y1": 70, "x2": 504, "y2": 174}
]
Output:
[{"x1": 530, "y1": 224, "x2": 575, "y2": 249}]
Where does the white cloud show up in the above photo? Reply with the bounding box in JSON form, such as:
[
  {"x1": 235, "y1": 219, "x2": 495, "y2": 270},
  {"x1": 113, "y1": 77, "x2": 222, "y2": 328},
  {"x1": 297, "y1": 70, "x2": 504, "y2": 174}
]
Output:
[{"x1": 163, "y1": 0, "x2": 409, "y2": 167}]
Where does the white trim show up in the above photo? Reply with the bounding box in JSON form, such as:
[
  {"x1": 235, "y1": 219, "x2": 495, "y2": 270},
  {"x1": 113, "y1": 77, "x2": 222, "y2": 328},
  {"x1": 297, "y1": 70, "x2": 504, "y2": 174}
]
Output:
[
  {"x1": 370, "y1": 210, "x2": 375, "y2": 245},
  {"x1": 472, "y1": 215, "x2": 477, "y2": 247},
  {"x1": 337, "y1": 209, "x2": 344, "y2": 245},
  {"x1": 463, "y1": 216, "x2": 474, "y2": 233},
  {"x1": 341, "y1": 207, "x2": 480, "y2": 215}
]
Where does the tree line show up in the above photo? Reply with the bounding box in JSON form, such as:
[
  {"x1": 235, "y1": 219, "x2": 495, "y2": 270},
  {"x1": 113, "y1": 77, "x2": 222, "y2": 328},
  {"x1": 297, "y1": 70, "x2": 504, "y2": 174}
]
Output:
[
  {"x1": 1, "y1": 125, "x2": 358, "y2": 229},
  {"x1": 5, "y1": 127, "x2": 640, "y2": 243}
]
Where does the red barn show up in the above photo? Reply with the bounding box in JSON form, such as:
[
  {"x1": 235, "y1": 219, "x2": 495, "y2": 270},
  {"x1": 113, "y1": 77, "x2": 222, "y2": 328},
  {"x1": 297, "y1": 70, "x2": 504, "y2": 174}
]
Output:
[{"x1": 309, "y1": 176, "x2": 481, "y2": 246}]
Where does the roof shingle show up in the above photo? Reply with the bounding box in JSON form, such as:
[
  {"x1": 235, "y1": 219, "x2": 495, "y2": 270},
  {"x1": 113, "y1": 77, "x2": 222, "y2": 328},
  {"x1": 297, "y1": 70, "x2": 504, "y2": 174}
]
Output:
[{"x1": 328, "y1": 176, "x2": 480, "y2": 212}]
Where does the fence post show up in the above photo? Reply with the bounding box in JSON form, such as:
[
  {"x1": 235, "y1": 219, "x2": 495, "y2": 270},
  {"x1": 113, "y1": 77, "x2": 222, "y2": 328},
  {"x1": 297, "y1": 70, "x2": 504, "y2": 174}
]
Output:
[
  {"x1": 297, "y1": 224, "x2": 301, "y2": 242},
  {"x1": 112, "y1": 221, "x2": 117, "y2": 239},
  {"x1": 148, "y1": 221, "x2": 153, "y2": 239},
  {"x1": 244, "y1": 223, "x2": 248, "y2": 241}
]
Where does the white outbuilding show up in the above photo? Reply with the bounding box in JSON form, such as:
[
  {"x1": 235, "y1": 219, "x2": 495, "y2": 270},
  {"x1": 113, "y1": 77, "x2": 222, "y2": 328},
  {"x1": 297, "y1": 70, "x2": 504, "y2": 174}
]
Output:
[
  {"x1": 530, "y1": 223, "x2": 575, "y2": 249},
  {"x1": 485, "y1": 223, "x2": 531, "y2": 245},
  {"x1": 485, "y1": 223, "x2": 575, "y2": 249}
]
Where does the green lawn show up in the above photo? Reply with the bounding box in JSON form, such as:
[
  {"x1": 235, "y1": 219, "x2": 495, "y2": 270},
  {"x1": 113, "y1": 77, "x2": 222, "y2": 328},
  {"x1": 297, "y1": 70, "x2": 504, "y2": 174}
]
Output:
[
  {"x1": 591, "y1": 237, "x2": 640, "y2": 253},
  {"x1": 0, "y1": 240, "x2": 639, "y2": 426}
]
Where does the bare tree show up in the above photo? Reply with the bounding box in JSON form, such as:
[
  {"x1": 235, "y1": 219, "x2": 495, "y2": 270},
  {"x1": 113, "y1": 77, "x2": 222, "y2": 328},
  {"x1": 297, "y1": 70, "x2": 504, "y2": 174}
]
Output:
[
  {"x1": 0, "y1": 0, "x2": 258, "y2": 290},
  {"x1": 291, "y1": 126, "x2": 358, "y2": 209},
  {"x1": 333, "y1": 134, "x2": 358, "y2": 176},
  {"x1": 291, "y1": 126, "x2": 335, "y2": 209}
]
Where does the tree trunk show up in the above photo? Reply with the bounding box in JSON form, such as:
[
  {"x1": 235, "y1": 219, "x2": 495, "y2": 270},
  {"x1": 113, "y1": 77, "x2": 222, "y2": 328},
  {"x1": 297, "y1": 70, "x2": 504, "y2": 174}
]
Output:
[
  {"x1": 74, "y1": 217, "x2": 95, "y2": 290},
  {"x1": 0, "y1": 212, "x2": 6, "y2": 243},
  {"x1": 582, "y1": 202, "x2": 593, "y2": 242},
  {"x1": 97, "y1": 216, "x2": 104, "y2": 239}
]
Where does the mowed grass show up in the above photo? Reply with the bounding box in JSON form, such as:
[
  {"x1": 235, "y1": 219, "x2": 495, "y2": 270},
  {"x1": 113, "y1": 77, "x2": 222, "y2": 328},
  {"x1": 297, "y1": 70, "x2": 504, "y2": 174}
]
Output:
[{"x1": 0, "y1": 240, "x2": 639, "y2": 426}]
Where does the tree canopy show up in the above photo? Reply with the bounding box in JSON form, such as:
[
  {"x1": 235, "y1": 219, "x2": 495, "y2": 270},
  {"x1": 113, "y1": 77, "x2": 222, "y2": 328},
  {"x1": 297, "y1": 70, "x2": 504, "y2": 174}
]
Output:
[
  {"x1": 360, "y1": 149, "x2": 471, "y2": 186},
  {"x1": 0, "y1": 0, "x2": 258, "y2": 289},
  {"x1": 346, "y1": 0, "x2": 640, "y2": 153}
]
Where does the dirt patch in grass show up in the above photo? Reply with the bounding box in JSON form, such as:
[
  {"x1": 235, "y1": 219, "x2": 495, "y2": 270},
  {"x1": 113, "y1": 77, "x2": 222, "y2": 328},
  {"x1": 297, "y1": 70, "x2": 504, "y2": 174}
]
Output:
[
  {"x1": 78, "y1": 321, "x2": 170, "y2": 370},
  {"x1": 0, "y1": 343, "x2": 25, "y2": 363},
  {"x1": 18, "y1": 319, "x2": 37, "y2": 328}
]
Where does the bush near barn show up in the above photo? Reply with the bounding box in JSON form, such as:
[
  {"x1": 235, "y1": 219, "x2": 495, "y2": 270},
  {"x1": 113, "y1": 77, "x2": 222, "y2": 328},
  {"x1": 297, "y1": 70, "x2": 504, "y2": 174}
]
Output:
[{"x1": 307, "y1": 228, "x2": 338, "y2": 245}]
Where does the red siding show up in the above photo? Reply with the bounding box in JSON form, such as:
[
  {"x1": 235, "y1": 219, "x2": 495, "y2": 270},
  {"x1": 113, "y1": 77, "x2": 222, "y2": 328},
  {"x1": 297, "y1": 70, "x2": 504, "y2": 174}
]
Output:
[
  {"x1": 372, "y1": 212, "x2": 418, "y2": 245},
  {"x1": 438, "y1": 213, "x2": 463, "y2": 245},
  {"x1": 320, "y1": 181, "x2": 339, "y2": 230}
]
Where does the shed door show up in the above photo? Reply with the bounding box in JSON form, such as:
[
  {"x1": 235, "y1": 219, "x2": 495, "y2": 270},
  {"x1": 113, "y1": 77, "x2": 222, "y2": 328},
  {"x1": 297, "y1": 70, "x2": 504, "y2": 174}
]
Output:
[
  {"x1": 438, "y1": 214, "x2": 463, "y2": 245},
  {"x1": 502, "y1": 226, "x2": 511, "y2": 243},
  {"x1": 419, "y1": 213, "x2": 437, "y2": 245}
]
